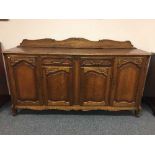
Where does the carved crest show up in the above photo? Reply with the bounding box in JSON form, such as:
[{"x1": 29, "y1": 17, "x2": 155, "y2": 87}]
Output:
[
  {"x1": 19, "y1": 38, "x2": 135, "y2": 49},
  {"x1": 83, "y1": 101, "x2": 106, "y2": 106},
  {"x1": 48, "y1": 100, "x2": 70, "y2": 106},
  {"x1": 81, "y1": 59, "x2": 112, "y2": 66},
  {"x1": 118, "y1": 57, "x2": 143, "y2": 67},
  {"x1": 83, "y1": 67, "x2": 109, "y2": 76},
  {"x1": 8, "y1": 56, "x2": 36, "y2": 66},
  {"x1": 17, "y1": 100, "x2": 39, "y2": 105},
  {"x1": 42, "y1": 57, "x2": 72, "y2": 66},
  {"x1": 44, "y1": 66, "x2": 70, "y2": 75},
  {"x1": 113, "y1": 101, "x2": 135, "y2": 106}
]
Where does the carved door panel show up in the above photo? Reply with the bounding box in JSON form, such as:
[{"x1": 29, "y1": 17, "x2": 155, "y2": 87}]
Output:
[
  {"x1": 112, "y1": 57, "x2": 144, "y2": 107},
  {"x1": 42, "y1": 66, "x2": 73, "y2": 106},
  {"x1": 7, "y1": 56, "x2": 41, "y2": 105},
  {"x1": 80, "y1": 67, "x2": 112, "y2": 106}
]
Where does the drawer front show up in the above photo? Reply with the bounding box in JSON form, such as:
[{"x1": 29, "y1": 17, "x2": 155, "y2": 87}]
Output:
[
  {"x1": 8, "y1": 55, "x2": 37, "y2": 66},
  {"x1": 41, "y1": 56, "x2": 73, "y2": 66},
  {"x1": 81, "y1": 57, "x2": 114, "y2": 67}
]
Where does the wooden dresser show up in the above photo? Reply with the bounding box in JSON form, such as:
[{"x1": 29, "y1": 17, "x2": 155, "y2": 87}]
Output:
[{"x1": 3, "y1": 38, "x2": 151, "y2": 116}]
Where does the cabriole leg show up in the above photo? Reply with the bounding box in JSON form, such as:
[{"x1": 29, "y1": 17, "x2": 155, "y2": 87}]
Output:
[
  {"x1": 134, "y1": 109, "x2": 141, "y2": 117},
  {"x1": 12, "y1": 107, "x2": 17, "y2": 116}
]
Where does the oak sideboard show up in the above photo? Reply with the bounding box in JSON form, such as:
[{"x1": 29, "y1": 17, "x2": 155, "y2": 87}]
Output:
[{"x1": 3, "y1": 38, "x2": 151, "y2": 116}]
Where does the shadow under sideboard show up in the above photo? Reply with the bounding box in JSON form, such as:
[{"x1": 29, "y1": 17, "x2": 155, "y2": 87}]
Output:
[{"x1": 143, "y1": 54, "x2": 155, "y2": 115}]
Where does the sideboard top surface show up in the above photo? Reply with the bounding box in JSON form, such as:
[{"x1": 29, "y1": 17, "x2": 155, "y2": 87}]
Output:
[
  {"x1": 3, "y1": 47, "x2": 151, "y2": 56},
  {"x1": 3, "y1": 38, "x2": 151, "y2": 55}
]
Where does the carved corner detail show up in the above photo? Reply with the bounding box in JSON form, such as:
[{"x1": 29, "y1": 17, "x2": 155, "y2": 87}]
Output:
[
  {"x1": 42, "y1": 58, "x2": 72, "y2": 65},
  {"x1": 82, "y1": 59, "x2": 112, "y2": 66},
  {"x1": 44, "y1": 67, "x2": 70, "y2": 75},
  {"x1": 83, "y1": 101, "x2": 106, "y2": 106},
  {"x1": 84, "y1": 67, "x2": 109, "y2": 76},
  {"x1": 118, "y1": 57, "x2": 143, "y2": 67},
  {"x1": 9, "y1": 56, "x2": 36, "y2": 66}
]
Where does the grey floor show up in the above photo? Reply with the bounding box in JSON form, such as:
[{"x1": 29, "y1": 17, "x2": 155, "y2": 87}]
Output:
[{"x1": 0, "y1": 102, "x2": 155, "y2": 135}]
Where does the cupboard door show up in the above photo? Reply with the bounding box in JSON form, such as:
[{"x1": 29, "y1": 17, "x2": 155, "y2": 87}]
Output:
[
  {"x1": 8, "y1": 56, "x2": 41, "y2": 105},
  {"x1": 42, "y1": 66, "x2": 73, "y2": 106},
  {"x1": 112, "y1": 57, "x2": 143, "y2": 107},
  {"x1": 80, "y1": 67, "x2": 112, "y2": 106}
]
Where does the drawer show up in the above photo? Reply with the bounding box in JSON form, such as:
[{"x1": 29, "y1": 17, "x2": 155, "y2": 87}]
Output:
[
  {"x1": 41, "y1": 56, "x2": 73, "y2": 66},
  {"x1": 7, "y1": 55, "x2": 37, "y2": 66},
  {"x1": 81, "y1": 57, "x2": 114, "y2": 67},
  {"x1": 117, "y1": 57, "x2": 144, "y2": 67}
]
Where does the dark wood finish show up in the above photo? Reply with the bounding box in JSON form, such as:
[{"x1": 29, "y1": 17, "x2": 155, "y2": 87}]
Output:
[
  {"x1": 0, "y1": 43, "x2": 10, "y2": 106},
  {"x1": 3, "y1": 38, "x2": 151, "y2": 116}
]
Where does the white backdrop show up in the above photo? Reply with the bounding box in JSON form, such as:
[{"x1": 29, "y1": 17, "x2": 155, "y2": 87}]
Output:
[{"x1": 0, "y1": 19, "x2": 155, "y2": 53}]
